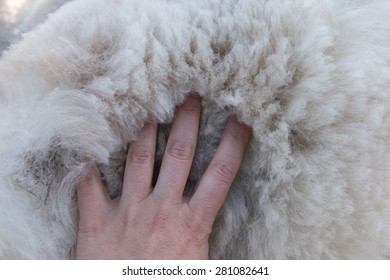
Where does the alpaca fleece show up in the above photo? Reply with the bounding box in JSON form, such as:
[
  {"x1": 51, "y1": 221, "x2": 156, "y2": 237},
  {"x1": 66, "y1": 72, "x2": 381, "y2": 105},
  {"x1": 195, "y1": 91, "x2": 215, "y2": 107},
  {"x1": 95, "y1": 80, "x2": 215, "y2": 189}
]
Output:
[{"x1": 1, "y1": 0, "x2": 390, "y2": 259}]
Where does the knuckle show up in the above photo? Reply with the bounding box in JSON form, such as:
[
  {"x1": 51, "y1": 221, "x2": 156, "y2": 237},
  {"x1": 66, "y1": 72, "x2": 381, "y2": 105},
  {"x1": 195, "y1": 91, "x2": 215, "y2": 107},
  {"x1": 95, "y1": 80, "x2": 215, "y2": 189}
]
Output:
[
  {"x1": 182, "y1": 211, "x2": 211, "y2": 245},
  {"x1": 150, "y1": 208, "x2": 172, "y2": 232},
  {"x1": 78, "y1": 220, "x2": 104, "y2": 237},
  {"x1": 128, "y1": 149, "x2": 154, "y2": 165},
  {"x1": 211, "y1": 160, "x2": 237, "y2": 185},
  {"x1": 123, "y1": 209, "x2": 140, "y2": 227},
  {"x1": 167, "y1": 140, "x2": 195, "y2": 160}
]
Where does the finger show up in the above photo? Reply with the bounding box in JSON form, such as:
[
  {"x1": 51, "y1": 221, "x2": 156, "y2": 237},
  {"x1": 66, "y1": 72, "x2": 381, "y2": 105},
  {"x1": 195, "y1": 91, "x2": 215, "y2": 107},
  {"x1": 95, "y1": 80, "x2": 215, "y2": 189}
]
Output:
[
  {"x1": 189, "y1": 117, "x2": 251, "y2": 224},
  {"x1": 77, "y1": 165, "x2": 111, "y2": 230},
  {"x1": 121, "y1": 122, "x2": 157, "y2": 205},
  {"x1": 153, "y1": 94, "x2": 201, "y2": 202}
]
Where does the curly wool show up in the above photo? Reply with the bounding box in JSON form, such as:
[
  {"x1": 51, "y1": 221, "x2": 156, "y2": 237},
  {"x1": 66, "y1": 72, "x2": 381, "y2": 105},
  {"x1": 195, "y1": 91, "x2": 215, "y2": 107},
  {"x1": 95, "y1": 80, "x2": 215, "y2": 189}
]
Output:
[{"x1": 1, "y1": 0, "x2": 390, "y2": 259}]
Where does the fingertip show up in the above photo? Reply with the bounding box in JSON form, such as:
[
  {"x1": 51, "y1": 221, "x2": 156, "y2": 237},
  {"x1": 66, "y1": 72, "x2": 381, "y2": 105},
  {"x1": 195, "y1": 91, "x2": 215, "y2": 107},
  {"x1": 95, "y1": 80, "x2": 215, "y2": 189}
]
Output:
[
  {"x1": 77, "y1": 164, "x2": 109, "y2": 209},
  {"x1": 179, "y1": 93, "x2": 202, "y2": 113},
  {"x1": 225, "y1": 116, "x2": 252, "y2": 145},
  {"x1": 188, "y1": 92, "x2": 201, "y2": 102},
  {"x1": 78, "y1": 164, "x2": 100, "y2": 191}
]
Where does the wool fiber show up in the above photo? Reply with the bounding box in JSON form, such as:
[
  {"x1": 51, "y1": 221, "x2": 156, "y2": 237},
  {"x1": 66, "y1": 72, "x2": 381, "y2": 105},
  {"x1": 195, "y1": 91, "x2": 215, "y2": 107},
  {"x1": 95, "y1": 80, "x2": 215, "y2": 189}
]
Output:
[{"x1": 1, "y1": 0, "x2": 390, "y2": 259}]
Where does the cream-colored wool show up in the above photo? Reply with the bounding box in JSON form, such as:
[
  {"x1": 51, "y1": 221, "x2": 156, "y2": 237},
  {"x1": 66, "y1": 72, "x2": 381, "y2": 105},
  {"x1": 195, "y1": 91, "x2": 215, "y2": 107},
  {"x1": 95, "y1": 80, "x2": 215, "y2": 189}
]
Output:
[{"x1": 1, "y1": 0, "x2": 390, "y2": 259}]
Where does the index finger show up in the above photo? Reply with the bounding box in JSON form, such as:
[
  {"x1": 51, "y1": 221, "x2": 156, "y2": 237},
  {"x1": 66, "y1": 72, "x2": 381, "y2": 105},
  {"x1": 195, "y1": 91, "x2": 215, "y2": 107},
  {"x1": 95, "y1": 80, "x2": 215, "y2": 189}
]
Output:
[{"x1": 188, "y1": 117, "x2": 251, "y2": 225}]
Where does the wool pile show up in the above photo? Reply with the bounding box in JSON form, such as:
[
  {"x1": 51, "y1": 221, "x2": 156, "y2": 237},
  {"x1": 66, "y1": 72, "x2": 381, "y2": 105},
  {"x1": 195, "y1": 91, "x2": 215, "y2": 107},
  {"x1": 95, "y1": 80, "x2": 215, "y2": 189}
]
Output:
[{"x1": 0, "y1": 0, "x2": 390, "y2": 259}]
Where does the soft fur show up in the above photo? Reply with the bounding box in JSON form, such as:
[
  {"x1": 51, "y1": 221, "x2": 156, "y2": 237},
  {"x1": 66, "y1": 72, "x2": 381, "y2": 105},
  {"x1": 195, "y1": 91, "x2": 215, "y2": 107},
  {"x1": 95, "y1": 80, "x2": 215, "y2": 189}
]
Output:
[{"x1": 1, "y1": 0, "x2": 390, "y2": 259}]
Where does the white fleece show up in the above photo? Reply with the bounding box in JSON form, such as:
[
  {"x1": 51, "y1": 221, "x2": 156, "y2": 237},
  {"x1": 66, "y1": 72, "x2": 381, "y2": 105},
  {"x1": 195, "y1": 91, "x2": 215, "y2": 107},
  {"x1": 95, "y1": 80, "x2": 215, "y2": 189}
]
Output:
[{"x1": 0, "y1": 0, "x2": 390, "y2": 259}]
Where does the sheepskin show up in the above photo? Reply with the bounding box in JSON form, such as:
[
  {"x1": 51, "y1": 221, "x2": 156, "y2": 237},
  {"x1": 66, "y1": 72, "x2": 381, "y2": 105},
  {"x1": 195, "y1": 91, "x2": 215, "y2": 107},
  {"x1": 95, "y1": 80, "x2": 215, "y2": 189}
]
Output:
[{"x1": 1, "y1": 0, "x2": 390, "y2": 259}]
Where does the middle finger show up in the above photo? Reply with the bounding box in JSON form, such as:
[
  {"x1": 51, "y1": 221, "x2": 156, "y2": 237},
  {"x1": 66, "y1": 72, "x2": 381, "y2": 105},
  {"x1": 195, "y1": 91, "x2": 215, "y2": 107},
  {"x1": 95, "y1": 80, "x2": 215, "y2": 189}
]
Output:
[{"x1": 153, "y1": 94, "x2": 201, "y2": 202}]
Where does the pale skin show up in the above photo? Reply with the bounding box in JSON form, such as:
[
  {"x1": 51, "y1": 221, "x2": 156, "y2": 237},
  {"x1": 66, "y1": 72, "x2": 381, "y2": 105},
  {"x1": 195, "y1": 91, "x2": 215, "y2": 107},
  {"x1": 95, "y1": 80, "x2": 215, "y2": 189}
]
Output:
[{"x1": 76, "y1": 94, "x2": 251, "y2": 259}]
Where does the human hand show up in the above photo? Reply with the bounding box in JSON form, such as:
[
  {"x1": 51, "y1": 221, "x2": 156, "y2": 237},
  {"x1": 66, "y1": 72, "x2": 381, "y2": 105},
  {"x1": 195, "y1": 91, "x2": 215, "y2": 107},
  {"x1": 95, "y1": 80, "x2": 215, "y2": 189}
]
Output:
[{"x1": 75, "y1": 95, "x2": 251, "y2": 259}]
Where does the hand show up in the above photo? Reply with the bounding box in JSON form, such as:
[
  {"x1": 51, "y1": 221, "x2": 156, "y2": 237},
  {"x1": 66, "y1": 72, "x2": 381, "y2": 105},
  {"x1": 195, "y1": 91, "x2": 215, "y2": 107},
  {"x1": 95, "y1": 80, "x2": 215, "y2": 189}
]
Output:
[{"x1": 75, "y1": 95, "x2": 251, "y2": 259}]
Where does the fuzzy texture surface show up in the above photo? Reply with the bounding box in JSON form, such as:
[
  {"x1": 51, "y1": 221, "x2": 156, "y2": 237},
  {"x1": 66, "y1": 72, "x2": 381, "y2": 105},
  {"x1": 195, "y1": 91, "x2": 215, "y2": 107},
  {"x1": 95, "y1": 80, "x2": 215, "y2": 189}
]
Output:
[
  {"x1": 1, "y1": 0, "x2": 390, "y2": 259},
  {"x1": 0, "y1": 0, "x2": 70, "y2": 53}
]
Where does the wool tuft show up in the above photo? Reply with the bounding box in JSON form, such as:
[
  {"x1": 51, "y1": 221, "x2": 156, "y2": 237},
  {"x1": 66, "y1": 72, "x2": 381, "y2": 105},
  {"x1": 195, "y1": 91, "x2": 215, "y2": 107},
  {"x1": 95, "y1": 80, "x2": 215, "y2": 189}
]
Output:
[{"x1": 1, "y1": 0, "x2": 390, "y2": 259}]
